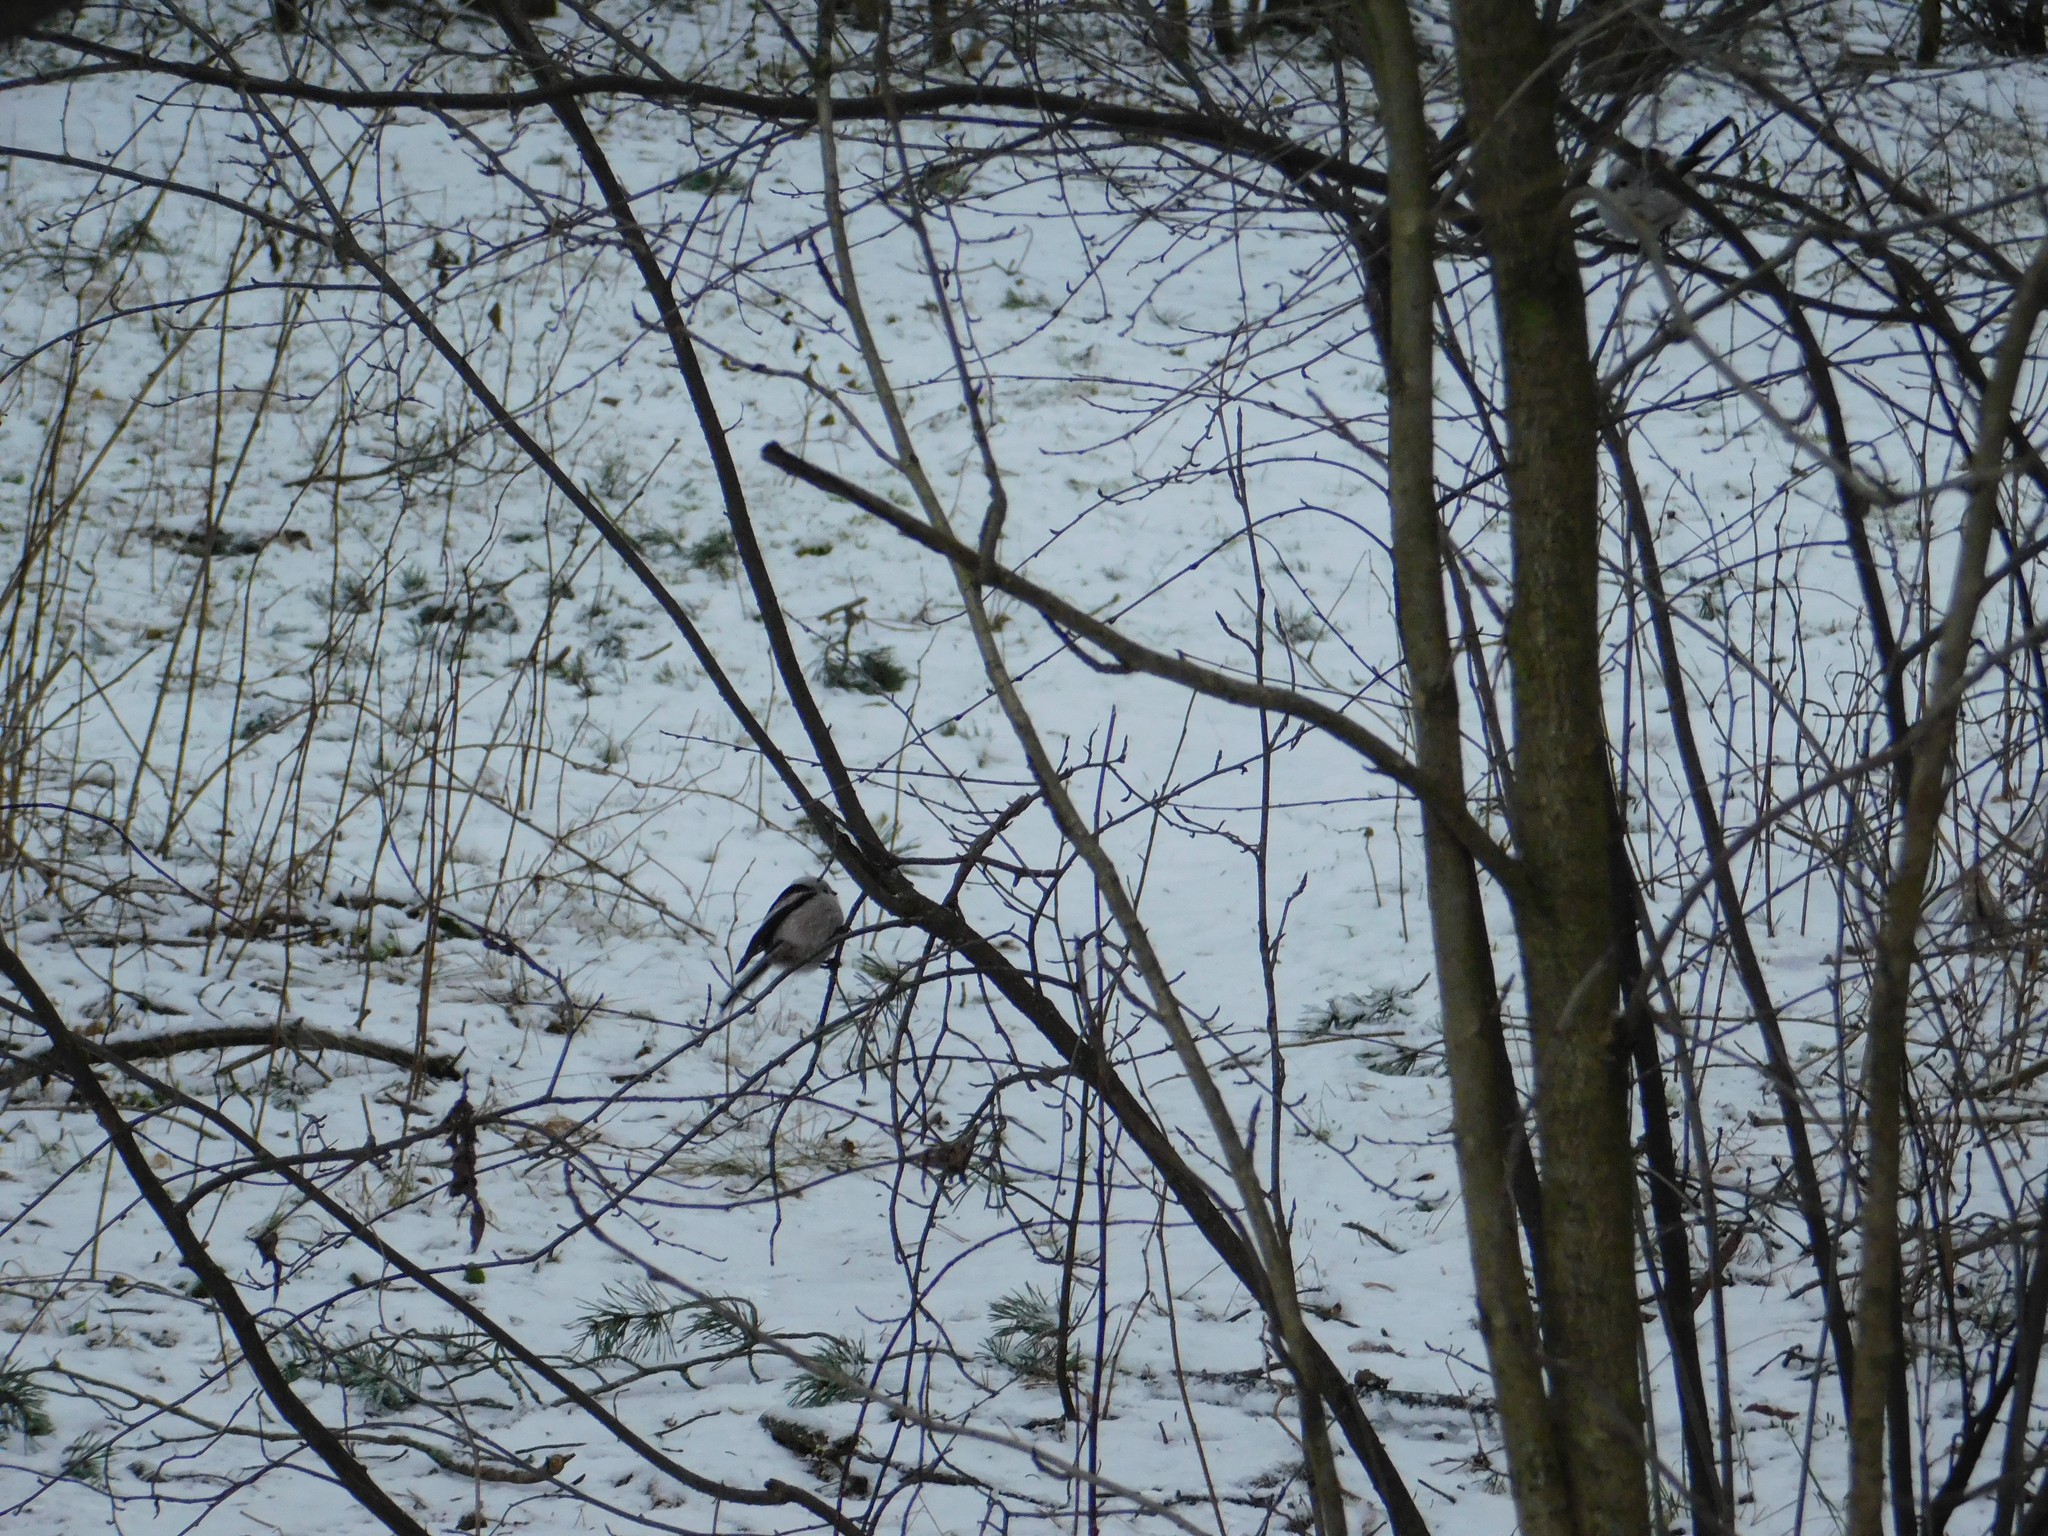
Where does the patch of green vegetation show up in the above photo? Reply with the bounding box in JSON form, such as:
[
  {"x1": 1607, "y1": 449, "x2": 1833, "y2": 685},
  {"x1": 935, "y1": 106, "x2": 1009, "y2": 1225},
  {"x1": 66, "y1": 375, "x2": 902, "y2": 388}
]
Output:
[
  {"x1": 279, "y1": 1326, "x2": 516, "y2": 1414},
  {"x1": 1301, "y1": 983, "x2": 1414, "y2": 1037},
  {"x1": 919, "y1": 164, "x2": 975, "y2": 200},
  {"x1": 576, "y1": 1282, "x2": 759, "y2": 1365},
  {"x1": 546, "y1": 649, "x2": 597, "y2": 697},
  {"x1": 331, "y1": 575, "x2": 377, "y2": 615},
  {"x1": 62, "y1": 1431, "x2": 113, "y2": 1489},
  {"x1": 786, "y1": 1334, "x2": 870, "y2": 1408},
  {"x1": 0, "y1": 1367, "x2": 54, "y2": 1439},
  {"x1": 106, "y1": 217, "x2": 166, "y2": 257},
  {"x1": 978, "y1": 1286, "x2": 1078, "y2": 1384},
  {"x1": 821, "y1": 645, "x2": 909, "y2": 696},
  {"x1": 686, "y1": 528, "x2": 736, "y2": 575},
  {"x1": 680, "y1": 166, "x2": 742, "y2": 195},
  {"x1": 280, "y1": 1328, "x2": 423, "y2": 1412},
  {"x1": 1272, "y1": 605, "x2": 1326, "y2": 647}
]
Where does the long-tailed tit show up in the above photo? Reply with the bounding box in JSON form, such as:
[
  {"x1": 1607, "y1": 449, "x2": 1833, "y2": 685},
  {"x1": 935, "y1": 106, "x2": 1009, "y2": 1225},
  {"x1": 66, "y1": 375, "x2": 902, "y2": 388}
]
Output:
[
  {"x1": 720, "y1": 878, "x2": 845, "y2": 1007},
  {"x1": 1597, "y1": 117, "x2": 1736, "y2": 249},
  {"x1": 1599, "y1": 157, "x2": 1688, "y2": 246}
]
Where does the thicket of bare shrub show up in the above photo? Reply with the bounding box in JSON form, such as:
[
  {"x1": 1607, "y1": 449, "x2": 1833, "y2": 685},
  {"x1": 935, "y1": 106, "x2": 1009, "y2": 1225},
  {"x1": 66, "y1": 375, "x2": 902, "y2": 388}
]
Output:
[{"x1": 5, "y1": 2, "x2": 2048, "y2": 1534}]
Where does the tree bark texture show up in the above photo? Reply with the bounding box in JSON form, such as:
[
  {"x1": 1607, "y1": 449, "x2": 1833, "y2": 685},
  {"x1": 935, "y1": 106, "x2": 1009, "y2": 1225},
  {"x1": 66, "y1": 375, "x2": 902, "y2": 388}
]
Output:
[
  {"x1": 1444, "y1": 0, "x2": 1651, "y2": 1530},
  {"x1": 1844, "y1": 241, "x2": 2048, "y2": 1536},
  {"x1": 1354, "y1": 4, "x2": 1576, "y2": 1534}
]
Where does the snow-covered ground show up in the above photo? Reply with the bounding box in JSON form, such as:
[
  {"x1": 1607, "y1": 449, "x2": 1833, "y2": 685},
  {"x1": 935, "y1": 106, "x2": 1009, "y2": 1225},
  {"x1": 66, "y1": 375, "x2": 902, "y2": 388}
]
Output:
[{"x1": 3, "y1": 1, "x2": 2047, "y2": 1531}]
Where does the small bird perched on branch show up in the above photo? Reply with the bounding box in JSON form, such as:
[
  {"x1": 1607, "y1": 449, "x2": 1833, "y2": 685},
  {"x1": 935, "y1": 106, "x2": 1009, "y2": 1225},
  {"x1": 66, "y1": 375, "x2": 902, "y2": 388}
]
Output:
[
  {"x1": 1600, "y1": 157, "x2": 1689, "y2": 246},
  {"x1": 1598, "y1": 116, "x2": 1737, "y2": 249},
  {"x1": 720, "y1": 878, "x2": 846, "y2": 1008}
]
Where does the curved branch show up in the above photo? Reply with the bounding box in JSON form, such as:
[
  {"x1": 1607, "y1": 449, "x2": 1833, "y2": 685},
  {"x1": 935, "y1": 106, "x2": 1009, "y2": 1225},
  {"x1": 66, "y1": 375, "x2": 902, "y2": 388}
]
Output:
[
  {"x1": 0, "y1": 1021, "x2": 460, "y2": 1091},
  {"x1": 0, "y1": 937, "x2": 436, "y2": 1536},
  {"x1": 29, "y1": 32, "x2": 1389, "y2": 199},
  {"x1": 0, "y1": 938, "x2": 874, "y2": 1536},
  {"x1": 761, "y1": 440, "x2": 1524, "y2": 894}
]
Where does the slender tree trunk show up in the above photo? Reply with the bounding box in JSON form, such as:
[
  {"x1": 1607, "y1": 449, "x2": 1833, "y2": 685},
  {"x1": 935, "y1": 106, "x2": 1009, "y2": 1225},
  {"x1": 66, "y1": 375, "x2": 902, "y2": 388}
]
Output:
[
  {"x1": 1989, "y1": 1204, "x2": 2048, "y2": 1535},
  {"x1": 1162, "y1": 0, "x2": 1191, "y2": 61},
  {"x1": 1917, "y1": 0, "x2": 1942, "y2": 64},
  {"x1": 1603, "y1": 769, "x2": 1728, "y2": 1535},
  {"x1": 1445, "y1": 0, "x2": 1650, "y2": 1529},
  {"x1": 1355, "y1": 4, "x2": 1576, "y2": 1533},
  {"x1": 1212, "y1": 0, "x2": 1239, "y2": 55},
  {"x1": 1845, "y1": 240, "x2": 2048, "y2": 1536}
]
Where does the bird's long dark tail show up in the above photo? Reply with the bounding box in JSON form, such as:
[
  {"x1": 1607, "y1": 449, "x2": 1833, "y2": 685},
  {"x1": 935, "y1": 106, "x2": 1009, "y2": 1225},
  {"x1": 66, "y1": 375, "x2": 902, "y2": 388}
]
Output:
[{"x1": 717, "y1": 956, "x2": 773, "y2": 1013}]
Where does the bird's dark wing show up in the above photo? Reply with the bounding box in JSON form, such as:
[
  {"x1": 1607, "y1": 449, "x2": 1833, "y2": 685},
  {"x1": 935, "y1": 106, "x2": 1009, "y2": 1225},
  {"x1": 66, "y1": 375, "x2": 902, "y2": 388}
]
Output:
[{"x1": 736, "y1": 882, "x2": 814, "y2": 967}]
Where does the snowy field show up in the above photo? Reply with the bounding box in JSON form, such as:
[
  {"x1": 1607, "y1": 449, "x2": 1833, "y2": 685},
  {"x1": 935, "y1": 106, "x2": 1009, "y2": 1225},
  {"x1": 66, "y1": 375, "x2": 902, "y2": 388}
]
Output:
[{"x1": 3, "y1": 1, "x2": 2048, "y2": 1532}]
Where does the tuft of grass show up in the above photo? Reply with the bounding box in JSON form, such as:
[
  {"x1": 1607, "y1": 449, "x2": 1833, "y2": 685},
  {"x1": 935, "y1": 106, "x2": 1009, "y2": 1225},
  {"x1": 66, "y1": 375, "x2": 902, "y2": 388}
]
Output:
[
  {"x1": 1301, "y1": 984, "x2": 1414, "y2": 1037},
  {"x1": 918, "y1": 164, "x2": 975, "y2": 200},
  {"x1": 821, "y1": 645, "x2": 909, "y2": 696},
  {"x1": 279, "y1": 1326, "x2": 522, "y2": 1412},
  {"x1": 1272, "y1": 604, "x2": 1325, "y2": 647},
  {"x1": 106, "y1": 216, "x2": 167, "y2": 256},
  {"x1": 280, "y1": 1327, "x2": 422, "y2": 1412},
  {"x1": 0, "y1": 1367, "x2": 54, "y2": 1440},
  {"x1": 62, "y1": 1430, "x2": 114, "y2": 1489},
  {"x1": 1355, "y1": 1036, "x2": 1442, "y2": 1077},
  {"x1": 686, "y1": 528, "x2": 736, "y2": 576},
  {"x1": 329, "y1": 575, "x2": 377, "y2": 614},
  {"x1": 1304, "y1": 984, "x2": 1439, "y2": 1074},
  {"x1": 668, "y1": 1129, "x2": 862, "y2": 1186},
  {"x1": 680, "y1": 166, "x2": 741, "y2": 195},
  {"x1": 546, "y1": 649, "x2": 597, "y2": 697},
  {"x1": 852, "y1": 951, "x2": 910, "y2": 984}
]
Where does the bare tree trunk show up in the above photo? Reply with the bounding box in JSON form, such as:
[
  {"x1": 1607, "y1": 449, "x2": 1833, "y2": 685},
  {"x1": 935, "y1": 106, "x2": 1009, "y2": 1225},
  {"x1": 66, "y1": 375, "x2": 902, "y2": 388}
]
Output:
[
  {"x1": 1161, "y1": 0, "x2": 1191, "y2": 61},
  {"x1": 1212, "y1": 0, "x2": 1239, "y2": 55},
  {"x1": 1354, "y1": 3, "x2": 1574, "y2": 1533},
  {"x1": 1445, "y1": 0, "x2": 1650, "y2": 1529},
  {"x1": 1844, "y1": 240, "x2": 2048, "y2": 1536},
  {"x1": 1917, "y1": 0, "x2": 1943, "y2": 65},
  {"x1": 1607, "y1": 800, "x2": 1731, "y2": 1534}
]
